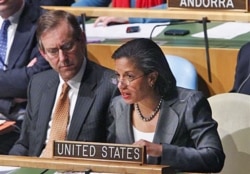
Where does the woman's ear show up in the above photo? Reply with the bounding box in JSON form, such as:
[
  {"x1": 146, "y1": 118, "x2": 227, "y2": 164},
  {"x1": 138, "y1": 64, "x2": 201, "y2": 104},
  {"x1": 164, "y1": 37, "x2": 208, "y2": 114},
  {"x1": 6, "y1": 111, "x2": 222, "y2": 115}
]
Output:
[{"x1": 148, "y1": 71, "x2": 158, "y2": 87}]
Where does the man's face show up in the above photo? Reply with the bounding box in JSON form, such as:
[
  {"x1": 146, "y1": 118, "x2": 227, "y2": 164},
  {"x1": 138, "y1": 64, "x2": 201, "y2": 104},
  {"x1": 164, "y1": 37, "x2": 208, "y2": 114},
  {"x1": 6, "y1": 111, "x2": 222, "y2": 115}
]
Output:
[{"x1": 40, "y1": 21, "x2": 85, "y2": 82}]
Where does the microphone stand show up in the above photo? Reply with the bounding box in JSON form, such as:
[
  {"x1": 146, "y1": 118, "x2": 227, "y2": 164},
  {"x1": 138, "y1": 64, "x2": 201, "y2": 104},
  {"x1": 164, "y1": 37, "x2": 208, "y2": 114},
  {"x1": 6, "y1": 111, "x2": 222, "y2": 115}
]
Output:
[
  {"x1": 80, "y1": 13, "x2": 88, "y2": 58},
  {"x1": 150, "y1": 18, "x2": 212, "y2": 83},
  {"x1": 202, "y1": 17, "x2": 212, "y2": 83}
]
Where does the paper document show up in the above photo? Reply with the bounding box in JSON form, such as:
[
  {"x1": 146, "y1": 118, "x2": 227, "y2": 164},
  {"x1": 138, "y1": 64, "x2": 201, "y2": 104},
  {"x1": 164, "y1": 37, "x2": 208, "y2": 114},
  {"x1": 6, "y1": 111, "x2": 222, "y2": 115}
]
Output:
[
  {"x1": 192, "y1": 22, "x2": 250, "y2": 39},
  {"x1": 85, "y1": 23, "x2": 169, "y2": 40},
  {"x1": 0, "y1": 166, "x2": 19, "y2": 174}
]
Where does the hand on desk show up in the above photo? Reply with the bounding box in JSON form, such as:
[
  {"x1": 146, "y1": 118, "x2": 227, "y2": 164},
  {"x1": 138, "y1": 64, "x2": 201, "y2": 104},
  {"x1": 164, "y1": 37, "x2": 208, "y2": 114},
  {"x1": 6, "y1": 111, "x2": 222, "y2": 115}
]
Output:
[
  {"x1": 94, "y1": 16, "x2": 129, "y2": 27},
  {"x1": 133, "y1": 139, "x2": 163, "y2": 157}
]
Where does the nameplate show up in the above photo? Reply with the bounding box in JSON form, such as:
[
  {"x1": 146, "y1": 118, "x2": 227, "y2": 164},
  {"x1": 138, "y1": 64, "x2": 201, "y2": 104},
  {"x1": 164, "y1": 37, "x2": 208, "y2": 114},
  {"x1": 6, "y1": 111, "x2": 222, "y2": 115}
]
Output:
[
  {"x1": 168, "y1": 0, "x2": 249, "y2": 11},
  {"x1": 53, "y1": 141, "x2": 146, "y2": 164}
]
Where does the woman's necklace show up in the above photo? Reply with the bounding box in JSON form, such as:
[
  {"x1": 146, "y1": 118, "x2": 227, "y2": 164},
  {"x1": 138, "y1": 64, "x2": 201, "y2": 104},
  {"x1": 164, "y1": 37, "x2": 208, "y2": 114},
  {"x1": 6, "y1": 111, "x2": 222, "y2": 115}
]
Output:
[{"x1": 135, "y1": 98, "x2": 163, "y2": 122}]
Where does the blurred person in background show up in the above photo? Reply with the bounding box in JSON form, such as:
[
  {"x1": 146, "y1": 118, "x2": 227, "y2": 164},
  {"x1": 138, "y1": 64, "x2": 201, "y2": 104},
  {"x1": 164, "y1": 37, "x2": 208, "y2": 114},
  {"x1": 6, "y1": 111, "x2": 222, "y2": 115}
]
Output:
[
  {"x1": 71, "y1": 0, "x2": 169, "y2": 25},
  {"x1": 0, "y1": 0, "x2": 50, "y2": 154}
]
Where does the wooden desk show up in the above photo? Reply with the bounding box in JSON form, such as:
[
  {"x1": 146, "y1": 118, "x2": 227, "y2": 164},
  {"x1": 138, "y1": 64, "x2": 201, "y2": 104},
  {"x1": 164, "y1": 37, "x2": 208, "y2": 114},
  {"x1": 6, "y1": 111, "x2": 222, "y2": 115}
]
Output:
[{"x1": 0, "y1": 155, "x2": 174, "y2": 174}]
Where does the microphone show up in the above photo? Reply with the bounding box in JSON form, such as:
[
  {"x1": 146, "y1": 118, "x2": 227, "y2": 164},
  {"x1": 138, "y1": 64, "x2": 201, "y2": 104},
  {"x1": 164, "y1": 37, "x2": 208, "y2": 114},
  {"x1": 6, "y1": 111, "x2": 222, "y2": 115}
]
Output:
[
  {"x1": 149, "y1": 18, "x2": 212, "y2": 83},
  {"x1": 79, "y1": 13, "x2": 88, "y2": 58},
  {"x1": 149, "y1": 19, "x2": 211, "y2": 40}
]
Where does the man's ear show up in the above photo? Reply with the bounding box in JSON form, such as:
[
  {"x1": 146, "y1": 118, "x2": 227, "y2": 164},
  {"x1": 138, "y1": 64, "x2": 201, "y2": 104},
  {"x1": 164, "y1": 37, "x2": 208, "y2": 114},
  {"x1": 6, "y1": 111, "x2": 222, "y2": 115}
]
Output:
[
  {"x1": 38, "y1": 40, "x2": 47, "y2": 59},
  {"x1": 39, "y1": 48, "x2": 45, "y2": 57},
  {"x1": 39, "y1": 48, "x2": 49, "y2": 61}
]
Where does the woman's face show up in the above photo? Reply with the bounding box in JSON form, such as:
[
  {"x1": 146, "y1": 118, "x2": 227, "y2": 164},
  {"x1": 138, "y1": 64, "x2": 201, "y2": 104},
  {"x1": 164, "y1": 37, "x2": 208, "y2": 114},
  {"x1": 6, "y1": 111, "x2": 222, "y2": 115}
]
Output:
[{"x1": 114, "y1": 57, "x2": 154, "y2": 104}]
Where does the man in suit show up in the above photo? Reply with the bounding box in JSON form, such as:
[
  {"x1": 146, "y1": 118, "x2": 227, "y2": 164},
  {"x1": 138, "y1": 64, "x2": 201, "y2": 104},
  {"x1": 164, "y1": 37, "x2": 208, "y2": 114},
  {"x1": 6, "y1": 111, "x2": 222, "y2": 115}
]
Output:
[
  {"x1": 9, "y1": 10, "x2": 118, "y2": 157},
  {"x1": 0, "y1": 0, "x2": 50, "y2": 154}
]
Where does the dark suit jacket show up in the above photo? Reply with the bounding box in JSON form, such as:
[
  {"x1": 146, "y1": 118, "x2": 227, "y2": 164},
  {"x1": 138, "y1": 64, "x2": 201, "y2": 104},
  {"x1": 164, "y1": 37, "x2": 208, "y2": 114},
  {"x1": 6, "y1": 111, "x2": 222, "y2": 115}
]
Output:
[
  {"x1": 231, "y1": 42, "x2": 250, "y2": 94},
  {"x1": 0, "y1": 2, "x2": 50, "y2": 117},
  {"x1": 108, "y1": 87, "x2": 225, "y2": 173},
  {"x1": 9, "y1": 60, "x2": 119, "y2": 156}
]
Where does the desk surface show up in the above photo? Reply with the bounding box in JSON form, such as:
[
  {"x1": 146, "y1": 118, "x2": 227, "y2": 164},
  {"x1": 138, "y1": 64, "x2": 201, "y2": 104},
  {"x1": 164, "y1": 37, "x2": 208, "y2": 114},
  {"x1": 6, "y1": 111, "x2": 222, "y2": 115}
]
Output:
[
  {"x1": 99, "y1": 21, "x2": 248, "y2": 48},
  {"x1": 153, "y1": 22, "x2": 248, "y2": 48},
  {"x1": 7, "y1": 167, "x2": 53, "y2": 174},
  {"x1": 43, "y1": 6, "x2": 250, "y2": 22}
]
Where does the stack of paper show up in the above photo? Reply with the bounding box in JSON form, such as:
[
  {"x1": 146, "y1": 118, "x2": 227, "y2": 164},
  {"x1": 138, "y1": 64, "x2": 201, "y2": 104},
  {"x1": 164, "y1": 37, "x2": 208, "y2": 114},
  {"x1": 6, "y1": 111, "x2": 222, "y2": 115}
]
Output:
[{"x1": 192, "y1": 22, "x2": 250, "y2": 39}]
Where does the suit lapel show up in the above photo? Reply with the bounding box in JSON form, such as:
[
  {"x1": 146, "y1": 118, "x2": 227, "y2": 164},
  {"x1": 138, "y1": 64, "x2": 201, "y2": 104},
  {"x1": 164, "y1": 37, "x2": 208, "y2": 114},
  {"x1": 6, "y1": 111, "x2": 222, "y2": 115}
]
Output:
[
  {"x1": 67, "y1": 81, "x2": 96, "y2": 140},
  {"x1": 148, "y1": 100, "x2": 179, "y2": 164},
  {"x1": 35, "y1": 75, "x2": 59, "y2": 154},
  {"x1": 153, "y1": 100, "x2": 179, "y2": 144},
  {"x1": 67, "y1": 62, "x2": 97, "y2": 140},
  {"x1": 8, "y1": 3, "x2": 39, "y2": 68},
  {"x1": 8, "y1": 27, "x2": 32, "y2": 68},
  {"x1": 117, "y1": 103, "x2": 134, "y2": 144}
]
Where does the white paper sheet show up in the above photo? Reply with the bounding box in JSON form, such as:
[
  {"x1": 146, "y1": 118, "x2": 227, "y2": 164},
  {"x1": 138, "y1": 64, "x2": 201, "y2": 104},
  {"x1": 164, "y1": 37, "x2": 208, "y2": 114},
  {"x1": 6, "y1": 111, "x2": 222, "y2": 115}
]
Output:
[
  {"x1": 0, "y1": 166, "x2": 19, "y2": 174},
  {"x1": 85, "y1": 23, "x2": 169, "y2": 40},
  {"x1": 192, "y1": 22, "x2": 250, "y2": 39}
]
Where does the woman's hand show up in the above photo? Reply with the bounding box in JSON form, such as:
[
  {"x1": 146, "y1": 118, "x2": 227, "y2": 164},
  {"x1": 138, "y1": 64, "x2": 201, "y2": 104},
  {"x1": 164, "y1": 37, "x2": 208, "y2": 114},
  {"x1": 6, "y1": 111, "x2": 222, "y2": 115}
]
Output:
[{"x1": 133, "y1": 139, "x2": 162, "y2": 157}]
